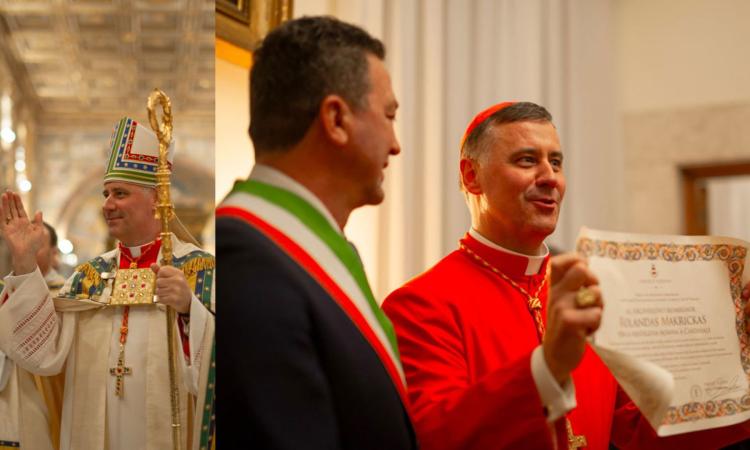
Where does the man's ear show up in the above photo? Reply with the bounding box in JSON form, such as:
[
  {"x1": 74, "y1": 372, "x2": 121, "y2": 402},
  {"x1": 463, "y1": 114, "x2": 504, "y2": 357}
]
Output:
[
  {"x1": 319, "y1": 95, "x2": 351, "y2": 146},
  {"x1": 460, "y1": 158, "x2": 482, "y2": 194}
]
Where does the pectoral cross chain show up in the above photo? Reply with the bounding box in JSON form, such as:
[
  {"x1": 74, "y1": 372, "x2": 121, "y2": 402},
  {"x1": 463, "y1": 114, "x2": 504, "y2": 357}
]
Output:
[
  {"x1": 567, "y1": 420, "x2": 588, "y2": 449},
  {"x1": 460, "y1": 243, "x2": 588, "y2": 449},
  {"x1": 110, "y1": 305, "x2": 132, "y2": 397}
]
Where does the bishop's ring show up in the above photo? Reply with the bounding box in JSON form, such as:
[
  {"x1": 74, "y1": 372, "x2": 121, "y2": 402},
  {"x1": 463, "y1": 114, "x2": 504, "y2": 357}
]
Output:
[{"x1": 575, "y1": 287, "x2": 597, "y2": 308}]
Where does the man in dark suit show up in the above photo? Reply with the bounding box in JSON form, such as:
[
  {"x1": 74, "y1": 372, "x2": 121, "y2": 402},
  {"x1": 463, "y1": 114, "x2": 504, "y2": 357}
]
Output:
[{"x1": 216, "y1": 16, "x2": 416, "y2": 449}]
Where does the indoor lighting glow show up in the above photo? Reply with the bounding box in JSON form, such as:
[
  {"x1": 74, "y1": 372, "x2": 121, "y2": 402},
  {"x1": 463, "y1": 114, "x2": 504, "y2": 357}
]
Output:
[
  {"x1": 18, "y1": 179, "x2": 31, "y2": 192},
  {"x1": 59, "y1": 239, "x2": 74, "y2": 254},
  {"x1": 0, "y1": 127, "x2": 16, "y2": 143},
  {"x1": 14, "y1": 160, "x2": 25, "y2": 172},
  {"x1": 62, "y1": 253, "x2": 78, "y2": 266}
]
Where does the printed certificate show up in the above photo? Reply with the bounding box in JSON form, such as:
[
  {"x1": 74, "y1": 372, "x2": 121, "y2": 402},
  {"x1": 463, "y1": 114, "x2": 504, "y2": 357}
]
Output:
[{"x1": 577, "y1": 228, "x2": 750, "y2": 436}]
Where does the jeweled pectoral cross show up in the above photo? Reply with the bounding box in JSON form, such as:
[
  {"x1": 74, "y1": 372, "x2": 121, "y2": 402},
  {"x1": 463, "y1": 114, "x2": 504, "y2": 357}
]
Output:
[{"x1": 110, "y1": 349, "x2": 132, "y2": 397}]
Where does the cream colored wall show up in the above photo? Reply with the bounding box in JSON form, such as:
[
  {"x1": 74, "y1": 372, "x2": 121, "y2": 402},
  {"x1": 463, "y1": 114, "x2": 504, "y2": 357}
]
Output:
[
  {"x1": 616, "y1": 0, "x2": 750, "y2": 235},
  {"x1": 215, "y1": 56, "x2": 253, "y2": 204},
  {"x1": 622, "y1": 104, "x2": 750, "y2": 234},
  {"x1": 617, "y1": 0, "x2": 750, "y2": 113},
  {"x1": 294, "y1": 0, "x2": 334, "y2": 16}
]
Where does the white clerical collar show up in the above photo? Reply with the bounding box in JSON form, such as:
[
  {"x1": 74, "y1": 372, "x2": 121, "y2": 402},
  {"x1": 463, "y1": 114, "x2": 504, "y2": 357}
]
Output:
[
  {"x1": 250, "y1": 164, "x2": 344, "y2": 235},
  {"x1": 469, "y1": 228, "x2": 549, "y2": 276},
  {"x1": 121, "y1": 238, "x2": 161, "y2": 258},
  {"x1": 125, "y1": 240, "x2": 156, "y2": 258}
]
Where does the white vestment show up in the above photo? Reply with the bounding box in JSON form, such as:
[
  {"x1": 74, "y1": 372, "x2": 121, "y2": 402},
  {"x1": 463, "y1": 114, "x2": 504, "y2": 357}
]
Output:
[
  {"x1": 0, "y1": 235, "x2": 215, "y2": 450},
  {"x1": 0, "y1": 270, "x2": 67, "y2": 450}
]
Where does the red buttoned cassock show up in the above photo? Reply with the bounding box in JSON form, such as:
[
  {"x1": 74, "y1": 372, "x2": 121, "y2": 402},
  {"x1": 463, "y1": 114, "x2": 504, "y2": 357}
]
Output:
[{"x1": 382, "y1": 233, "x2": 750, "y2": 450}]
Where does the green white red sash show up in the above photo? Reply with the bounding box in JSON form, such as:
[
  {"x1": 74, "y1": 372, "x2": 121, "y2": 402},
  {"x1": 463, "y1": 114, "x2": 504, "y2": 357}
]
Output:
[{"x1": 217, "y1": 179, "x2": 407, "y2": 401}]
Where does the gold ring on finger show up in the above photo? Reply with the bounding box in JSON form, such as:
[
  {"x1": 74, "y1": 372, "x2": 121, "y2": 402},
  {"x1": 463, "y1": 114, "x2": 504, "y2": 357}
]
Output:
[{"x1": 575, "y1": 287, "x2": 597, "y2": 308}]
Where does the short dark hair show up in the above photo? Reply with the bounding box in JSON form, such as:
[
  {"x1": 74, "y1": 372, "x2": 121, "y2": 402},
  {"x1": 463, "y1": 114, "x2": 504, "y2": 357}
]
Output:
[
  {"x1": 249, "y1": 16, "x2": 386, "y2": 153},
  {"x1": 461, "y1": 102, "x2": 553, "y2": 162},
  {"x1": 43, "y1": 222, "x2": 57, "y2": 248}
]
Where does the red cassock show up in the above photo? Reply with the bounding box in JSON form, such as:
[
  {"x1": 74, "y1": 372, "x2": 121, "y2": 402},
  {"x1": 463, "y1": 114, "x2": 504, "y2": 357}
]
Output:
[{"x1": 382, "y1": 233, "x2": 750, "y2": 450}]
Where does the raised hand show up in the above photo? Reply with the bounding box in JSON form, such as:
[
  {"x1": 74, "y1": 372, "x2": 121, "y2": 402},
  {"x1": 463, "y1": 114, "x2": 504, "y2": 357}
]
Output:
[
  {"x1": 543, "y1": 253, "x2": 603, "y2": 385},
  {"x1": 0, "y1": 190, "x2": 45, "y2": 275}
]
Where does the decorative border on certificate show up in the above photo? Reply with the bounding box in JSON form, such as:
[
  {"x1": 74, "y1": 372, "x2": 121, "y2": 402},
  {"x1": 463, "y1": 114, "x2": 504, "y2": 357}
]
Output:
[{"x1": 577, "y1": 238, "x2": 749, "y2": 425}]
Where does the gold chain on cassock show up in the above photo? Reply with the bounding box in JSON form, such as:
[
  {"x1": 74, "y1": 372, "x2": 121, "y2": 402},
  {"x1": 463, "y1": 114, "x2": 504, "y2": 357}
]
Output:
[
  {"x1": 110, "y1": 305, "x2": 131, "y2": 396},
  {"x1": 459, "y1": 242, "x2": 588, "y2": 449},
  {"x1": 109, "y1": 242, "x2": 158, "y2": 397}
]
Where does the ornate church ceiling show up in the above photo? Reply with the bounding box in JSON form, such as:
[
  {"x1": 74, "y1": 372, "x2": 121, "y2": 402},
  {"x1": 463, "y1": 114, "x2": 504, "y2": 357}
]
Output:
[{"x1": 0, "y1": 0, "x2": 214, "y2": 125}]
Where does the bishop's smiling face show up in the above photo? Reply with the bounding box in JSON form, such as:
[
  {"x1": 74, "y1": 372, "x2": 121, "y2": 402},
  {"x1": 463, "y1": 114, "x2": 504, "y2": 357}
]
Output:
[
  {"x1": 101, "y1": 181, "x2": 160, "y2": 246},
  {"x1": 470, "y1": 120, "x2": 566, "y2": 252}
]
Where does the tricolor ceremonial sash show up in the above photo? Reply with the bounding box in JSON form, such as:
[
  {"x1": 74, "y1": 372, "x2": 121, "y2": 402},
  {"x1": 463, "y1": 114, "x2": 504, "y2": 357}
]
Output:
[{"x1": 217, "y1": 179, "x2": 408, "y2": 402}]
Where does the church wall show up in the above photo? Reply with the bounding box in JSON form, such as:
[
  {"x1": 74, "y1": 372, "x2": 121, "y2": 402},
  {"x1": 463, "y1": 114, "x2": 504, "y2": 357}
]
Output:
[
  {"x1": 0, "y1": 35, "x2": 38, "y2": 276},
  {"x1": 215, "y1": 54, "x2": 253, "y2": 205},
  {"x1": 616, "y1": 0, "x2": 750, "y2": 113},
  {"x1": 622, "y1": 104, "x2": 750, "y2": 234},
  {"x1": 615, "y1": 0, "x2": 750, "y2": 235}
]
